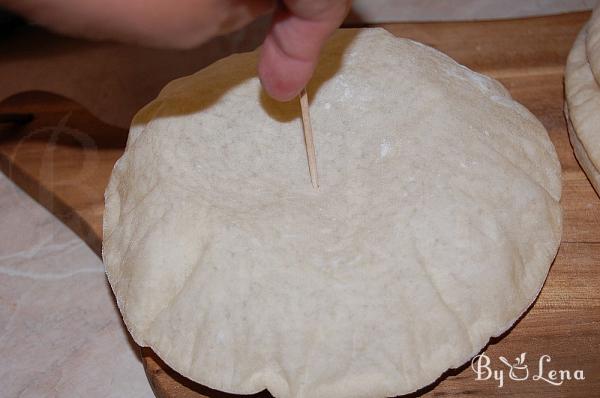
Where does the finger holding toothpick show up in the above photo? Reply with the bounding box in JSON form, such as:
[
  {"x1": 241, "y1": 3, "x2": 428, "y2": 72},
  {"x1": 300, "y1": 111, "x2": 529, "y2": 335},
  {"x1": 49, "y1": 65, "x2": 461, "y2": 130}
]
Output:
[{"x1": 299, "y1": 87, "x2": 319, "y2": 189}]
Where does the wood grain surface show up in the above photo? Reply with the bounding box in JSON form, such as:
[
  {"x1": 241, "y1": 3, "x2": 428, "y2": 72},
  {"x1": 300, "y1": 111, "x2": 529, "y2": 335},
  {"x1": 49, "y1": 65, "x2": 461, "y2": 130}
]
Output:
[{"x1": 0, "y1": 12, "x2": 598, "y2": 398}]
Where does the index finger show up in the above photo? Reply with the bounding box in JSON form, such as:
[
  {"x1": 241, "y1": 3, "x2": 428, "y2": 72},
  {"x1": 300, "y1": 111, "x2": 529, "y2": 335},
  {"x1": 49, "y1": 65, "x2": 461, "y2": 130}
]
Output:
[{"x1": 258, "y1": 0, "x2": 351, "y2": 101}]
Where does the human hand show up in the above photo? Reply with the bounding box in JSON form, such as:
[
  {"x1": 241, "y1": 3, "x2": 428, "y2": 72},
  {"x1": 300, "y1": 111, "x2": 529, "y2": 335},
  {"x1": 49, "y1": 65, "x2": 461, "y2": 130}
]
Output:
[
  {"x1": 2, "y1": 0, "x2": 351, "y2": 101},
  {"x1": 259, "y1": 0, "x2": 352, "y2": 101}
]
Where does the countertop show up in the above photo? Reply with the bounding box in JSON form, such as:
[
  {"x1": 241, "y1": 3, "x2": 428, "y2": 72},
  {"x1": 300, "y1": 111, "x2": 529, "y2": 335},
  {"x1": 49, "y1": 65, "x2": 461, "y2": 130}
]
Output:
[{"x1": 0, "y1": 171, "x2": 153, "y2": 397}]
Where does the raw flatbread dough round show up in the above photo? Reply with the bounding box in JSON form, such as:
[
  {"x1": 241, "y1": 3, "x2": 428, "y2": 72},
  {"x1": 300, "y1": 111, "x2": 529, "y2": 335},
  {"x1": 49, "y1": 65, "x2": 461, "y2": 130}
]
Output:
[
  {"x1": 103, "y1": 28, "x2": 562, "y2": 398},
  {"x1": 586, "y1": 3, "x2": 600, "y2": 85},
  {"x1": 566, "y1": 24, "x2": 600, "y2": 194},
  {"x1": 565, "y1": 103, "x2": 600, "y2": 193}
]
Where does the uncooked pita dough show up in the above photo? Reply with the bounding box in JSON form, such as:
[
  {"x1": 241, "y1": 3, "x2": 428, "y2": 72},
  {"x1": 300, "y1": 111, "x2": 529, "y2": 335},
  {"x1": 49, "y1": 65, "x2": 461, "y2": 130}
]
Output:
[
  {"x1": 566, "y1": 24, "x2": 600, "y2": 195},
  {"x1": 103, "y1": 28, "x2": 562, "y2": 398},
  {"x1": 586, "y1": 3, "x2": 600, "y2": 85},
  {"x1": 565, "y1": 103, "x2": 600, "y2": 193}
]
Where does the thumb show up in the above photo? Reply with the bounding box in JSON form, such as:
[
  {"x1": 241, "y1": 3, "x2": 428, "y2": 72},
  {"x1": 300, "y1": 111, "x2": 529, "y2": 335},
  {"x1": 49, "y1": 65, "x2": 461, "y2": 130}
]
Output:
[{"x1": 258, "y1": 0, "x2": 351, "y2": 101}]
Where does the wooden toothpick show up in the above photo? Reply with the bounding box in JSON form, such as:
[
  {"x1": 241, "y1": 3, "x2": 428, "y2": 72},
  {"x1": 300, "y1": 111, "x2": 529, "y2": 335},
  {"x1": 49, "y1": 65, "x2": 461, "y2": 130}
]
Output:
[{"x1": 299, "y1": 88, "x2": 319, "y2": 189}]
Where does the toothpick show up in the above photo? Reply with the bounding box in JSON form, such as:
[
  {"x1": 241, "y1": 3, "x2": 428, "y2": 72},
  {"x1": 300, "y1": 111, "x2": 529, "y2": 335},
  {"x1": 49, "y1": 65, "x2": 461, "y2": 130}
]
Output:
[{"x1": 299, "y1": 88, "x2": 319, "y2": 189}]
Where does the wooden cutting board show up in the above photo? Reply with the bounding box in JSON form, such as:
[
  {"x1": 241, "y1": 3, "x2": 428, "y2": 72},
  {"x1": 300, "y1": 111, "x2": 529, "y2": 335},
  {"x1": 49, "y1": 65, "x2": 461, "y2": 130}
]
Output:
[{"x1": 1, "y1": 12, "x2": 599, "y2": 398}]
